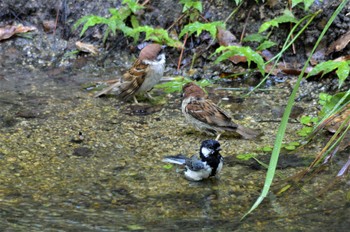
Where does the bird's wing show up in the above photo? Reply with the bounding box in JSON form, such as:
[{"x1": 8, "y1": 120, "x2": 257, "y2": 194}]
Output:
[
  {"x1": 185, "y1": 98, "x2": 238, "y2": 129},
  {"x1": 118, "y1": 60, "x2": 149, "y2": 99},
  {"x1": 94, "y1": 59, "x2": 149, "y2": 99},
  {"x1": 162, "y1": 154, "x2": 188, "y2": 165},
  {"x1": 186, "y1": 156, "x2": 205, "y2": 171}
]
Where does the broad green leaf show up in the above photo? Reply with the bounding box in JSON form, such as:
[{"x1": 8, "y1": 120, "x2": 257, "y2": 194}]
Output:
[
  {"x1": 261, "y1": 146, "x2": 273, "y2": 152},
  {"x1": 180, "y1": 0, "x2": 203, "y2": 13},
  {"x1": 257, "y1": 40, "x2": 277, "y2": 51},
  {"x1": 236, "y1": 153, "x2": 257, "y2": 161},
  {"x1": 288, "y1": 141, "x2": 300, "y2": 146},
  {"x1": 122, "y1": 0, "x2": 144, "y2": 13},
  {"x1": 243, "y1": 33, "x2": 266, "y2": 43},
  {"x1": 214, "y1": 45, "x2": 265, "y2": 75},
  {"x1": 133, "y1": 26, "x2": 183, "y2": 48},
  {"x1": 297, "y1": 126, "x2": 313, "y2": 136},
  {"x1": 319, "y1": 92, "x2": 350, "y2": 117},
  {"x1": 259, "y1": 9, "x2": 298, "y2": 33},
  {"x1": 336, "y1": 61, "x2": 350, "y2": 87},
  {"x1": 179, "y1": 21, "x2": 225, "y2": 39},
  {"x1": 284, "y1": 145, "x2": 296, "y2": 150},
  {"x1": 130, "y1": 15, "x2": 140, "y2": 42},
  {"x1": 78, "y1": 16, "x2": 109, "y2": 37},
  {"x1": 307, "y1": 60, "x2": 350, "y2": 88},
  {"x1": 292, "y1": 0, "x2": 315, "y2": 11},
  {"x1": 300, "y1": 115, "x2": 312, "y2": 124}
]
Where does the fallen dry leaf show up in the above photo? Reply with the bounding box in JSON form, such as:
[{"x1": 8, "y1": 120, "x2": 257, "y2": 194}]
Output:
[
  {"x1": 326, "y1": 29, "x2": 350, "y2": 55},
  {"x1": 0, "y1": 24, "x2": 37, "y2": 41},
  {"x1": 217, "y1": 27, "x2": 238, "y2": 46},
  {"x1": 0, "y1": 26, "x2": 16, "y2": 40},
  {"x1": 75, "y1": 41, "x2": 99, "y2": 55}
]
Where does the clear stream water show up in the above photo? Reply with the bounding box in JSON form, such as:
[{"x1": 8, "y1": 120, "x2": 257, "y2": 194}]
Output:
[{"x1": 0, "y1": 66, "x2": 349, "y2": 231}]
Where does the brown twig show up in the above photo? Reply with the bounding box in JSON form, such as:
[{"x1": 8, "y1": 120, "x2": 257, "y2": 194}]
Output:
[
  {"x1": 167, "y1": 13, "x2": 186, "y2": 31},
  {"x1": 53, "y1": 5, "x2": 60, "y2": 38},
  {"x1": 141, "y1": 0, "x2": 151, "y2": 6},
  {"x1": 177, "y1": 32, "x2": 188, "y2": 71},
  {"x1": 240, "y1": 8, "x2": 252, "y2": 43}
]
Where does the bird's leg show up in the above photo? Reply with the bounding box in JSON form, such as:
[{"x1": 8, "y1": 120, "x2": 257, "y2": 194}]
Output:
[
  {"x1": 145, "y1": 92, "x2": 154, "y2": 100},
  {"x1": 133, "y1": 96, "x2": 139, "y2": 104},
  {"x1": 215, "y1": 134, "x2": 221, "y2": 141}
]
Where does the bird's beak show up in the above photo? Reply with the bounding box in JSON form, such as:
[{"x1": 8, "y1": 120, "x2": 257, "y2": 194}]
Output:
[{"x1": 216, "y1": 147, "x2": 222, "y2": 152}]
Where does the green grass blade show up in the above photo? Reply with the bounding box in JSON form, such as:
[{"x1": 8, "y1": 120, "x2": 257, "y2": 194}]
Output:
[{"x1": 241, "y1": 0, "x2": 349, "y2": 220}]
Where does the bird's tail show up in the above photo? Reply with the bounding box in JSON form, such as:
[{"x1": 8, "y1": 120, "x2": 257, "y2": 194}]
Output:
[
  {"x1": 162, "y1": 154, "x2": 187, "y2": 165},
  {"x1": 236, "y1": 125, "x2": 261, "y2": 140},
  {"x1": 94, "y1": 81, "x2": 122, "y2": 98}
]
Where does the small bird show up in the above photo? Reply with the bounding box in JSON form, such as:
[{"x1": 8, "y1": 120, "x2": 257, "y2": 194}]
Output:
[
  {"x1": 181, "y1": 82, "x2": 259, "y2": 140},
  {"x1": 162, "y1": 139, "x2": 223, "y2": 181},
  {"x1": 94, "y1": 43, "x2": 166, "y2": 103}
]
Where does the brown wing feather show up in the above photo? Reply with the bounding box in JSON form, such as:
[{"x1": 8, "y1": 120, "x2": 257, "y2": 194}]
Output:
[
  {"x1": 186, "y1": 98, "x2": 237, "y2": 129},
  {"x1": 118, "y1": 60, "x2": 149, "y2": 99}
]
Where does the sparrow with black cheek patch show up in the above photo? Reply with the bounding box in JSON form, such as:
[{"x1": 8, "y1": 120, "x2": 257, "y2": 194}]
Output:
[
  {"x1": 163, "y1": 139, "x2": 223, "y2": 181},
  {"x1": 94, "y1": 43, "x2": 166, "y2": 103},
  {"x1": 181, "y1": 82, "x2": 259, "y2": 140}
]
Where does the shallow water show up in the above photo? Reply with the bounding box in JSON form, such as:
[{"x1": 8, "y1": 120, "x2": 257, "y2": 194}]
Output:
[{"x1": 0, "y1": 66, "x2": 349, "y2": 231}]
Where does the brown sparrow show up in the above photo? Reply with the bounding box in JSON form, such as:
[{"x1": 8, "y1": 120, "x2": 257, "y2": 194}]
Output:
[
  {"x1": 182, "y1": 82, "x2": 259, "y2": 140},
  {"x1": 94, "y1": 43, "x2": 165, "y2": 103}
]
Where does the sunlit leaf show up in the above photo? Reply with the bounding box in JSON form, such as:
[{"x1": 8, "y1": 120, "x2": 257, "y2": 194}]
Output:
[
  {"x1": 256, "y1": 40, "x2": 277, "y2": 51},
  {"x1": 179, "y1": 21, "x2": 225, "y2": 39},
  {"x1": 307, "y1": 60, "x2": 350, "y2": 88},
  {"x1": 133, "y1": 26, "x2": 183, "y2": 48},
  {"x1": 292, "y1": 0, "x2": 315, "y2": 11},
  {"x1": 122, "y1": 0, "x2": 144, "y2": 13},
  {"x1": 214, "y1": 45, "x2": 265, "y2": 75},
  {"x1": 300, "y1": 115, "x2": 312, "y2": 125},
  {"x1": 259, "y1": 9, "x2": 298, "y2": 33},
  {"x1": 180, "y1": 0, "x2": 203, "y2": 13},
  {"x1": 319, "y1": 92, "x2": 350, "y2": 117},
  {"x1": 236, "y1": 153, "x2": 257, "y2": 161},
  {"x1": 261, "y1": 146, "x2": 273, "y2": 152},
  {"x1": 243, "y1": 33, "x2": 266, "y2": 43},
  {"x1": 297, "y1": 126, "x2": 313, "y2": 136}
]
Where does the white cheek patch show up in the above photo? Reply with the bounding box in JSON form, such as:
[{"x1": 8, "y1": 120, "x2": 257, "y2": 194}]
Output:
[{"x1": 201, "y1": 147, "x2": 212, "y2": 157}]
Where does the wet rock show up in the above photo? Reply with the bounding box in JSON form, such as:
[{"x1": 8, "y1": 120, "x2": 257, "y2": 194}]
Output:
[{"x1": 72, "y1": 147, "x2": 93, "y2": 157}]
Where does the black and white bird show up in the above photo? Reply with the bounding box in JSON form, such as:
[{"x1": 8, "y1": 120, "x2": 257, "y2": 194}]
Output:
[{"x1": 162, "y1": 140, "x2": 223, "y2": 181}]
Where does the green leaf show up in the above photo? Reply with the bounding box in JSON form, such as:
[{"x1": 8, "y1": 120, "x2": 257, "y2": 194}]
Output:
[
  {"x1": 288, "y1": 141, "x2": 300, "y2": 146},
  {"x1": 214, "y1": 45, "x2": 265, "y2": 75},
  {"x1": 243, "y1": 33, "x2": 267, "y2": 43},
  {"x1": 292, "y1": 0, "x2": 315, "y2": 11},
  {"x1": 155, "y1": 77, "x2": 211, "y2": 93},
  {"x1": 133, "y1": 26, "x2": 182, "y2": 48},
  {"x1": 300, "y1": 115, "x2": 312, "y2": 124},
  {"x1": 179, "y1": 21, "x2": 225, "y2": 39},
  {"x1": 307, "y1": 60, "x2": 350, "y2": 88},
  {"x1": 261, "y1": 146, "x2": 273, "y2": 152},
  {"x1": 163, "y1": 164, "x2": 173, "y2": 169},
  {"x1": 297, "y1": 126, "x2": 313, "y2": 137},
  {"x1": 284, "y1": 145, "x2": 296, "y2": 150},
  {"x1": 236, "y1": 153, "x2": 257, "y2": 161},
  {"x1": 122, "y1": 0, "x2": 144, "y2": 13},
  {"x1": 256, "y1": 40, "x2": 277, "y2": 51},
  {"x1": 180, "y1": 0, "x2": 203, "y2": 13},
  {"x1": 259, "y1": 9, "x2": 298, "y2": 33},
  {"x1": 319, "y1": 92, "x2": 350, "y2": 117}
]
